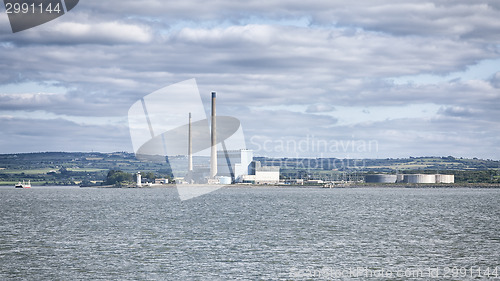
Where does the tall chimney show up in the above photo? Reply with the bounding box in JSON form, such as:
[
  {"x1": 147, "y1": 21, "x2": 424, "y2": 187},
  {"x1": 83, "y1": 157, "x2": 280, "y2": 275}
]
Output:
[
  {"x1": 210, "y1": 91, "x2": 217, "y2": 178},
  {"x1": 188, "y1": 112, "x2": 193, "y2": 172}
]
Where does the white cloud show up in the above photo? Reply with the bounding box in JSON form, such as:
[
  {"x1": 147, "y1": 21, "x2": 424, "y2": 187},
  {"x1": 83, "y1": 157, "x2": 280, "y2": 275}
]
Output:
[
  {"x1": 0, "y1": 0, "x2": 499, "y2": 158},
  {"x1": 3, "y1": 19, "x2": 153, "y2": 45},
  {"x1": 306, "y1": 104, "x2": 335, "y2": 113},
  {"x1": 0, "y1": 92, "x2": 67, "y2": 109}
]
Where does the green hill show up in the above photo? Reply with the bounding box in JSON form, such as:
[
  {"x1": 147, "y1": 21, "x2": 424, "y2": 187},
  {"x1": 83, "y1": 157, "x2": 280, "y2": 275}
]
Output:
[{"x1": 0, "y1": 152, "x2": 498, "y2": 185}]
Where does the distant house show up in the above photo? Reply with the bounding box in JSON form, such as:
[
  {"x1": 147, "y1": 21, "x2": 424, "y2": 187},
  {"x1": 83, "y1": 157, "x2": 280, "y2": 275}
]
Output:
[{"x1": 154, "y1": 178, "x2": 169, "y2": 184}]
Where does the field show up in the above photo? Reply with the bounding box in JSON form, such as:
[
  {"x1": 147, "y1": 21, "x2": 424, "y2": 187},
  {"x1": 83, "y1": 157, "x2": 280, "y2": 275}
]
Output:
[{"x1": 0, "y1": 152, "x2": 499, "y2": 185}]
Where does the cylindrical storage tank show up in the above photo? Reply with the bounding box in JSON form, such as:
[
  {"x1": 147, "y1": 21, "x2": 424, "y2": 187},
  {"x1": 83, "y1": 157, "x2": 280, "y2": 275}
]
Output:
[
  {"x1": 436, "y1": 174, "x2": 454, "y2": 183},
  {"x1": 421, "y1": 174, "x2": 436, "y2": 183},
  {"x1": 403, "y1": 174, "x2": 416, "y2": 183},
  {"x1": 365, "y1": 174, "x2": 397, "y2": 183},
  {"x1": 404, "y1": 174, "x2": 435, "y2": 183},
  {"x1": 219, "y1": 176, "x2": 232, "y2": 185},
  {"x1": 396, "y1": 174, "x2": 405, "y2": 183}
]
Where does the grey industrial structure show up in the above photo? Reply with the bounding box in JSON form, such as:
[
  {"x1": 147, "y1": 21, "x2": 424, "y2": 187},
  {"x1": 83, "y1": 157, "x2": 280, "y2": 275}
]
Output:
[
  {"x1": 216, "y1": 149, "x2": 280, "y2": 184},
  {"x1": 217, "y1": 149, "x2": 254, "y2": 182},
  {"x1": 183, "y1": 91, "x2": 280, "y2": 185}
]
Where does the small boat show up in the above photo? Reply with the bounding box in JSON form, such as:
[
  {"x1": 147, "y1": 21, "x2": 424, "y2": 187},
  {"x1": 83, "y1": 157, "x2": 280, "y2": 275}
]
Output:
[{"x1": 15, "y1": 180, "x2": 31, "y2": 188}]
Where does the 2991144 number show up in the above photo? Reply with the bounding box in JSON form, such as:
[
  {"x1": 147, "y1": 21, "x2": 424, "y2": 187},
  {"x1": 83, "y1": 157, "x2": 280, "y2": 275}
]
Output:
[{"x1": 5, "y1": 2, "x2": 62, "y2": 14}]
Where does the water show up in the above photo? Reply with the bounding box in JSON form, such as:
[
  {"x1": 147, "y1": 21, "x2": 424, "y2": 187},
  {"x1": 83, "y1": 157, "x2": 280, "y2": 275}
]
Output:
[{"x1": 1, "y1": 186, "x2": 499, "y2": 280}]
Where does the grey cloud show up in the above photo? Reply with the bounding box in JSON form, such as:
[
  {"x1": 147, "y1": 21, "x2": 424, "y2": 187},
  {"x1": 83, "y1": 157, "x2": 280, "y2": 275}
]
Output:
[
  {"x1": 304, "y1": 116, "x2": 500, "y2": 159},
  {"x1": 438, "y1": 106, "x2": 476, "y2": 117},
  {"x1": 0, "y1": 116, "x2": 131, "y2": 153},
  {"x1": 0, "y1": 0, "x2": 499, "y2": 158},
  {"x1": 306, "y1": 104, "x2": 335, "y2": 113},
  {"x1": 236, "y1": 107, "x2": 339, "y2": 137},
  {"x1": 75, "y1": 0, "x2": 500, "y2": 41},
  {"x1": 0, "y1": 93, "x2": 67, "y2": 110},
  {"x1": 321, "y1": 3, "x2": 500, "y2": 39}
]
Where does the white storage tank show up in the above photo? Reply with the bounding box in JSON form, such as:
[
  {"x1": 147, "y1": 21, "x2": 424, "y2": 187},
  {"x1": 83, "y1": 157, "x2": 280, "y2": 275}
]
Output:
[
  {"x1": 365, "y1": 174, "x2": 397, "y2": 183},
  {"x1": 396, "y1": 174, "x2": 405, "y2": 183},
  {"x1": 435, "y1": 174, "x2": 454, "y2": 183},
  {"x1": 404, "y1": 174, "x2": 436, "y2": 183}
]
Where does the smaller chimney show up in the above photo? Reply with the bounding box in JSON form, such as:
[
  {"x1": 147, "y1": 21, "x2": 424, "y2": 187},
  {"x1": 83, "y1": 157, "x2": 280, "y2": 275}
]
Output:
[
  {"x1": 210, "y1": 91, "x2": 217, "y2": 178},
  {"x1": 188, "y1": 112, "x2": 193, "y2": 172}
]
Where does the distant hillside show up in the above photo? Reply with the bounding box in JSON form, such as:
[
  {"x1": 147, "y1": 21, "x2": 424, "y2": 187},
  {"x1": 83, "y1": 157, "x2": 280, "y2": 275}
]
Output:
[
  {"x1": 256, "y1": 156, "x2": 500, "y2": 171},
  {"x1": 0, "y1": 152, "x2": 172, "y2": 186},
  {"x1": 256, "y1": 156, "x2": 500, "y2": 183},
  {"x1": 0, "y1": 152, "x2": 498, "y2": 185}
]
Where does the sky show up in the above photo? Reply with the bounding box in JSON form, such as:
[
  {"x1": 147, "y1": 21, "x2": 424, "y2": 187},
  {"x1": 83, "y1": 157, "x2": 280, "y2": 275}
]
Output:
[{"x1": 0, "y1": 0, "x2": 499, "y2": 159}]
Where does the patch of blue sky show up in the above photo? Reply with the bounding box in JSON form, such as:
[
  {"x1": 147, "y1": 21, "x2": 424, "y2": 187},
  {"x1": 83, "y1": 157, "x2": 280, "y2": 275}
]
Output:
[
  {"x1": 0, "y1": 42, "x2": 15, "y2": 48},
  {"x1": 331, "y1": 104, "x2": 441, "y2": 126},
  {"x1": 1, "y1": 110, "x2": 126, "y2": 126},
  {"x1": 252, "y1": 103, "x2": 441, "y2": 126},
  {"x1": 0, "y1": 81, "x2": 69, "y2": 94},
  {"x1": 389, "y1": 58, "x2": 500, "y2": 85}
]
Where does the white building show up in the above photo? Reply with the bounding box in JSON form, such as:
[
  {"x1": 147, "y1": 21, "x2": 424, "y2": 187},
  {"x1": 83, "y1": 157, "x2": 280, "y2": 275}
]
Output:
[
  {"x1": 241, "y1": 161, "x2": 280, "y2": 184},
  {"x1": 154, "y1": 178, "x2": 169, "y2": 184},
  {"x1": 217, "y1": 149, "x2": 253, "y2": 182}
]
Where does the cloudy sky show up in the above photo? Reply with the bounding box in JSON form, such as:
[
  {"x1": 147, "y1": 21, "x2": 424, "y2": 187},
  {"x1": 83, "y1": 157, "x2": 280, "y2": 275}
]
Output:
[{"x1": 1, "y1": 0, "x2": 499, "y2": 159}]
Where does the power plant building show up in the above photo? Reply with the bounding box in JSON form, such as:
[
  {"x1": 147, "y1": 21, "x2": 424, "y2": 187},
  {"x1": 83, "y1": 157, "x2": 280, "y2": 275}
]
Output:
[
  {"x1": 213, "y1": 150, "x2": 280, "y2": 184},
  {"x1": 217, "y1": 149, "x2": 254, "y2": 182},
  {"x1": 241, "y1": 161, "x2": 280, "y2": 184}
]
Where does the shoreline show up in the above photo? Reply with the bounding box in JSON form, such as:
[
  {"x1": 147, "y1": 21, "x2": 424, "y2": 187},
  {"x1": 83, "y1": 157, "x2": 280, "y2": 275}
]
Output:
[
  {"x1": 3, "y1": 183, "x2": 500, "y2": 189},
  {"x1": 89, "y1": 183, "x2": 500, "y2": 189}
]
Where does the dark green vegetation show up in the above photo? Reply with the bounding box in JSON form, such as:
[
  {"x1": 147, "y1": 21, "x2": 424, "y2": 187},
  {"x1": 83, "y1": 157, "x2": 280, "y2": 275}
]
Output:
[
  {"x1": 0, "y1": 152, "x2": 498, "y2": 185},
  {"x1": 0, "y1": 152, "x2": 172, "y2": 186},
  {"x1": 104, "y1": 170, "x2": 134, "y2": 186},
  {"x1": 256, "y1": 156, "x2": 500, "y2": 183},
  {"x1": 103, "y1": 170, "x2": 158, "y2": 187}
]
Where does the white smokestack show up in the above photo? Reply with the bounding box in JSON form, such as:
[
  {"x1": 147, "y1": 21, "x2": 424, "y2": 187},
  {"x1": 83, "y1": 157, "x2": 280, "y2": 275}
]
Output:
[
  {"x1": 188, "y1": 112, "x2": 193, "y2": 172},
  {"x1": 210, "y1": 91, "x2": 217, "y2": 178}
]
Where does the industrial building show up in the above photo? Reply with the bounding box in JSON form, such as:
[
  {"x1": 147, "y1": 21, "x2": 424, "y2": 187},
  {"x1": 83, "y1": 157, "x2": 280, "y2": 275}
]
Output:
[
  {"x1": 216, "y1": 149, "x2": 254, "y2": 183},
  {"x1": 241, "y1": 161, "x2": 280, "y2": 184},
  {"x1": 181, "y1": 90, "x2": 280, "y2": 185},
  {"x1": 365, "y1": 174, "x2": 455, "y2": 184}
]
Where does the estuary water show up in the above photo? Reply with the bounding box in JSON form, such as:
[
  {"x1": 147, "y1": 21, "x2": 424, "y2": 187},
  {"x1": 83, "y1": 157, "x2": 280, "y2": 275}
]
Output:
[{"x1": 0, "y1": 186, "x2": 499, "y2": 280}]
